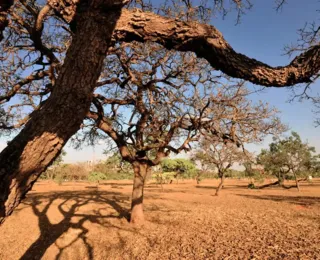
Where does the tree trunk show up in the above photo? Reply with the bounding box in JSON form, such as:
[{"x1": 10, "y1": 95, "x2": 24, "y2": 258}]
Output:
[
  {"x1": 293, "y1": 171, "x2": 300, "y2": 192},
  {"x1": 0, "y1": 8, "x2": 121, "y2": 224},
  {"x1": 130, "y1": 162, "x2": 149, "y2": 224},
  {"x1": 258, "y1": 180, "x2": 280, "y2": 189},
  {"x1": 215, "y1": 173, "x2": 225, "y2": 196},
  {"x1": 278, "y1": 173, "x2": 285, "y2": 187}
]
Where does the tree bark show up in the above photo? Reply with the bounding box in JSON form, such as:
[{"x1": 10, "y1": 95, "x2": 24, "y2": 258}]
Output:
[
  {"x1": 0, "y1": 7, "x2": 121, "y2": 224},
  {"x1": 35, "y1": 3, "x2": 320, "y2": 87},
  {"x1": 258, "y1": 180, "x2": 280, "y2": 189},
  {"x1": 215, "y1": 173, "x2": 225, "y2": 196},
  {"x1": 0, "y1": 0, "x2": 13, "y2": 41},
  {"x1": 293, "y1": 171, "x2": 300, "y2": 192},
  {"x1": 130, "y1": 162, "x2": 149, "y2": 224},
  {"x1": 114, "y1": 9, "x2": 320, "y2": 87}
]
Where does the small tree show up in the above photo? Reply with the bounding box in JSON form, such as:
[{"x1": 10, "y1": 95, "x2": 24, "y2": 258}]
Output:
[
  {"x1": 193, "y1": 142, "x2": 249, "y2": 196},
  {"x1": 161, "y1": 158, "x2": 197, "y2": 183},
  {"x1": 258, "y1": 132, "x2": 320, "y2": 191},
  {"x1": 243, "y1": 161, "x2": 265, "y2": 189}
]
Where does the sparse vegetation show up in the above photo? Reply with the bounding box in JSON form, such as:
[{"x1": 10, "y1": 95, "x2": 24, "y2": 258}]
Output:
[{"x1": 0, "y1": 2, "x2": 319, "y2": 259}]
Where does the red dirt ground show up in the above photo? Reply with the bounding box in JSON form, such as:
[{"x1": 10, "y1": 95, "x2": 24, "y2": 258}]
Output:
[{"x1": 0, "y1": 179, "x2": 319, "y2": 259}]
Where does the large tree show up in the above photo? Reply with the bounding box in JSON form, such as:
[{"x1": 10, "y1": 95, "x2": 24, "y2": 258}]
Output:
[
  {"x1": 71, "y1": 41, "x2": 285, "y2": 223},
  {"x1": 0, "y1": 0, "x2": 319, "y2": 223}
]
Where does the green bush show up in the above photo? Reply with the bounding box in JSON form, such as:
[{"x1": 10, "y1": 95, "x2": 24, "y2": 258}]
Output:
[
  {"x1": 88, "y1": 172, "x2": 107, "y2": 182},
  {"x1": 152, "y1": 172, "x2": 177, "y2": 184},
  {"x1": 161, "y1": 158, "x2": 197, "y2": 179},
  {"x1": 248, "y1": 183, "x2": 256, "y2": 189},
  {"x1": 104, "y1": 171, "x2": 132, "y2": 180}
]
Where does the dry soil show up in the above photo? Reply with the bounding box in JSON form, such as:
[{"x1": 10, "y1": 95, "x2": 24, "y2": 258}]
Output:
[{"x1": 0, "y1": 179, "x2": 319, "y2": 260}]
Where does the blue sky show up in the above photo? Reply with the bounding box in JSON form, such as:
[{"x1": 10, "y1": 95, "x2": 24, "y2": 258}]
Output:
[
  {"x1": 0, "y1": 0, "x2": 319, "y2": 162},
  {"x1": 210, "y1": 0, "x2": 320, "y2": 155}
]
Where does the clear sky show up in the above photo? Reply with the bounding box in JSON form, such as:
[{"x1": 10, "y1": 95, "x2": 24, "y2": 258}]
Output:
[{"x1": 0, "y1": 0, "x2": 319, "y2": 162}]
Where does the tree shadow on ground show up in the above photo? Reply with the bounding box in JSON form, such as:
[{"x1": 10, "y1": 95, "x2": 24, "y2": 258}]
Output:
[
  {"x1": 99, "y1": 182, "x2": 133, "y2": 186},
  {"x1": 236, "y1": 194, "x2": 320, "y2": 207},
  {"x1": 195, "y1": 185, "x2": 248, "y2": 190},
  {"x1": 19, "y1": 190, "x2": 132, "y2": 260}
]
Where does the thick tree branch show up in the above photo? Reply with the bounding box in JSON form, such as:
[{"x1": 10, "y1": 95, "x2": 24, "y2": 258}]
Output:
[
  {"x1": 114, "y1": 9, "x2": 320, "y2": 87},
  {"x1": 86, "y1": 110, "x2": 134, "y2": 162}
]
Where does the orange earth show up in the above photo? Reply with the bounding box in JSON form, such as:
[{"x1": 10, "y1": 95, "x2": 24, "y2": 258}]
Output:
[{"x1": 0, "y1": 179, "x2": 319, "y2": 260}]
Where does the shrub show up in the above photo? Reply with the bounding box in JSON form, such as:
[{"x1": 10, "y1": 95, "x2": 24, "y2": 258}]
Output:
[
  {"x1": 88, "y1": 172, "x2": 107, "y2": 182},
  {"x1": 54, "y1": 173, "x2": 64, "y2": 185},
  {"x1": 152, "y1": 172, "x2": 177, "y2": 184},
  {"x1": 248, "y1": 183, "x2": 256, "y2": 189}
]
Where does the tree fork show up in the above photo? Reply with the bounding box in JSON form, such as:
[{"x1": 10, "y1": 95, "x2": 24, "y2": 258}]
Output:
[{"x1": 0, "y1": 6, "x2": 121, "y2": 224}]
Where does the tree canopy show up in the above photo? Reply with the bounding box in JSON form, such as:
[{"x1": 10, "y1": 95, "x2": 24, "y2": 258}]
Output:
[{"x1": 258, "y1": 131, "x2": 320, "y2": 190}]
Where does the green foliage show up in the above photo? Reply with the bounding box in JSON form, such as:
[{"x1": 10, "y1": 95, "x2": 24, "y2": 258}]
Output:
[
  {"x1": 248, "y1": 183, "x2": 257, "y2": 189},
  {"x1": 103, "y1": 152, "x2": 132, "y2": 173},
  {"x1": 258, "y1": 131, "x2": 320, "y2": 181},
  {"x1": 225, "y1": 169, "x2": 245, "y2": 178},
  {"x1": 53, "y1": 150, "x2": 67, "y2": 166},
  {"x1": 161, "y1": 158, "x2": 196, "y2": 178},
  {"x1": 152, "y1": 171, "x2": 177, "y2": 184},
  {"x1": 88, "y1": 172, "x2": 107, "y2": 182},
  {"x1": 102, "y1": 171, "x2": 132, "y2": 180}
]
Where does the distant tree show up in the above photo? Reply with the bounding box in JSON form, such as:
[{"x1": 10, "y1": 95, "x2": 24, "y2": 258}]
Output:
[
  {"x1": 190, "y1": 147, "x2": 215, "y2": 184},
  {"x1": 258, "y1": 132, "x2": 320, "y2": 191},
  {"x1": 103, "y1": 152, "x2": 132, "y2": 173},
  {"x1": 242, "y1": 161, "x2": 265, "y2": 188},
  {"x1": 53, "y1": 150, "x2": 66, "y2": 166},
  {"x1": 192, "y1": 142, "x2": 249, "y2": 195},
  {"x1": 42, "y1": 150, "x2": 67, "y2": 180},
  {"x1": 161, "y1": 158, "x2": 197, "y2": 182},
  {"x1": 192, "y1": 101, "x2": 285, "y2": 195}
]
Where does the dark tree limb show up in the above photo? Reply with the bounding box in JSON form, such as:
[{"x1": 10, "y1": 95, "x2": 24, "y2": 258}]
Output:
[
  {"x1": 0, "y1": 0, "x2": 13, "y2": 41},
  {"x1": 114, "y1": 9, "x2": 320, "y2": 87}
]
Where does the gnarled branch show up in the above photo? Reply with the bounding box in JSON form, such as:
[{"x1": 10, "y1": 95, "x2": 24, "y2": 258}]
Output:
[{"x1": 114, "y1": 9, "x2": 320, "y2": 87}]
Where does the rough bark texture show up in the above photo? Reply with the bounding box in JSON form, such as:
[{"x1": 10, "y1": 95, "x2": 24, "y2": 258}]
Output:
[
  {"x1": 0, "y1": 7, "x2": 121, "y2": 224},
  {"x1": 20, "y1": 3, "x2": 319, "y2": 87},
  {"x1": 215, "y1": 174, "x2": 225, "y2": 196},
  {"x1": 0, "y1": 0, "x2": 13, "y2": 41},
  {"x1": 130, "y1": 162, "x2": 149, "y2": 224},
  {"x1": 33, "y1": 3, "x2": 320, "y2": 87},
  {"x1": 114, "y1": 9, "x2": 320, "y2": 87}
]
